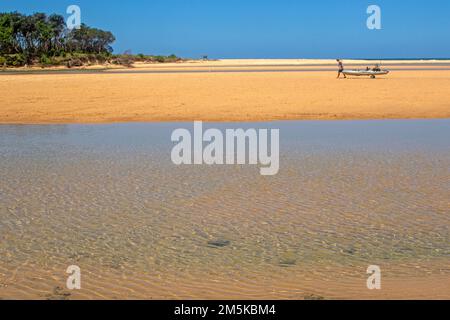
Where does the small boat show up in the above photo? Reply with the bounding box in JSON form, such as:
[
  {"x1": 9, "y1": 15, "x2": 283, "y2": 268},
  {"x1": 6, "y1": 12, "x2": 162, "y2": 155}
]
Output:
[{"x1": 342, "y1": 69, "x2": 390, "y2": 78}]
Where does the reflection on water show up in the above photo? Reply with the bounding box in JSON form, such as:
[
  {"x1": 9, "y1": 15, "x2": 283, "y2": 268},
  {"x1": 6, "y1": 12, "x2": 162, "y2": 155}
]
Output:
[{"x1": 0, "y1": 120, "x2": 449, "y2": 299}]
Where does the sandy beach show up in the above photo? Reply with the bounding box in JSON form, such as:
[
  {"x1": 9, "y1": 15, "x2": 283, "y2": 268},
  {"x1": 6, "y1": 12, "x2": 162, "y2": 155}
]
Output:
[
  {"x1": 1, "y1": 59, "x2": 450, "y2": 124},
  {"x1": 2, "y1": 0, "x2": 450, "y2": 304}
]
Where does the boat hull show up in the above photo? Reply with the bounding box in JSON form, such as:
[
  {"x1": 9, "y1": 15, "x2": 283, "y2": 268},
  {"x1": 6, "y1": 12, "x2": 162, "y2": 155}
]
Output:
[{"x1": 342, "y1": 69, "x2": 390, "y2": 77}]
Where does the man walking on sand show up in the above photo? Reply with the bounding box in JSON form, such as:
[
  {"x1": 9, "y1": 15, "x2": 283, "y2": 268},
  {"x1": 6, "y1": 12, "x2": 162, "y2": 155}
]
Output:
[{"x1": 337, "y1": 59, "x2": 346, "y2": 78}]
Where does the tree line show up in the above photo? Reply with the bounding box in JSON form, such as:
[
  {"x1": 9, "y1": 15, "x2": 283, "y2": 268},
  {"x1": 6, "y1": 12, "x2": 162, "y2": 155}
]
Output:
[
  {"x1": 0, "y1": 11, "x2": 116, "y2": 66},
  {"x1": 0, "y1": 11, "x2": 182, "y2": 68}
]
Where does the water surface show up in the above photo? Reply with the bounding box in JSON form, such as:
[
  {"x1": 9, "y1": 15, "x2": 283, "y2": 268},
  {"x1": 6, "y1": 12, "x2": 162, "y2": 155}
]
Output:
[{"x1": 0, "y1": 120, "x2": 449, "y2": 299}]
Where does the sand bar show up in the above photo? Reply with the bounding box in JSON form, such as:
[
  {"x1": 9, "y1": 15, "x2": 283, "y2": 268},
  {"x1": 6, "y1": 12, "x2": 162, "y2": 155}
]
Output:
[{"x1": 1, "y1": 60, "x2": 450, "y2": 124}]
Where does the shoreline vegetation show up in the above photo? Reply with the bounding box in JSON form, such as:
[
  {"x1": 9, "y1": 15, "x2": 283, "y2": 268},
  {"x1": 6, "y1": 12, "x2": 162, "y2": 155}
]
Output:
[{"x1": 0, "y1": 11, "x2": 184, "y2": 70}]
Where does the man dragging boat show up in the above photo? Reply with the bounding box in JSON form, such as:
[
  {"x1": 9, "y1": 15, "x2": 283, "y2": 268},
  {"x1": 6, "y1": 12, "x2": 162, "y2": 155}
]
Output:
[{"x1": 336, "y1": 59, "x2": 346, "y2": 78}]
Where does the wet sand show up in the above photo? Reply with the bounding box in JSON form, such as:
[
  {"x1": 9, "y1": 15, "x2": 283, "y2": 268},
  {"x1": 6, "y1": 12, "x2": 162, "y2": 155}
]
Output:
[
  {"x1": 1, "y1": 61, "x2": 450, "y2": 124},
  {"x1": 1, "y1": 261, "x2": 449, "y2": 299}
]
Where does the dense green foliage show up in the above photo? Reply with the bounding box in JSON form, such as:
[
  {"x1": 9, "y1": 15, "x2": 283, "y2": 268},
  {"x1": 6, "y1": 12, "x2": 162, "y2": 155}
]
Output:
[
  {"x1": 0, "y1": 11, "x2": 115, "y2": 66},
  {"x1": 0, "y1": 11, "x2": 115, "y2": 67},
  {"x1": 0, "y1": 11, "x2": 182, "y2": 68}
]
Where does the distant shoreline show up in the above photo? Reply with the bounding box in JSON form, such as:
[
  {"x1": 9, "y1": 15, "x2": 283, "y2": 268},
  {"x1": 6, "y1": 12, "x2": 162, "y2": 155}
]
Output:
[{"x1": 2, "y1": 58, "x2": 450, "y2": 75}]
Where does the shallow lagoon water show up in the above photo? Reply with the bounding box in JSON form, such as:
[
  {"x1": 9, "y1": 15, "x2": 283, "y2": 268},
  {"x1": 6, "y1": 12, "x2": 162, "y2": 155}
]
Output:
[{"x1": 0, "y1": 120, "x2": 449, "y2": 299}]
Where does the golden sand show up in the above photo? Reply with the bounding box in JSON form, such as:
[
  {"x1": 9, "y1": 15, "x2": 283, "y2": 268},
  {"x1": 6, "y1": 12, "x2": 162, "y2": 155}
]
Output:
[{"x1": 1, "y1": 64, "x2": 450, "y2": 124}]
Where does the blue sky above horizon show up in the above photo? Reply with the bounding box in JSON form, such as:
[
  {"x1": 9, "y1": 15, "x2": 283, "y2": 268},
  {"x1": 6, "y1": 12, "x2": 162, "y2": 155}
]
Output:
[{"x1": 2, "y1": 0, "x2": 450, "y2": 59}]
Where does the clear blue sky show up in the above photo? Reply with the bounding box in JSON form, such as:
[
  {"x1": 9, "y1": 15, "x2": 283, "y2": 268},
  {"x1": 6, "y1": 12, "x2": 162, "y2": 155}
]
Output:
[{"x1": 2, "y1": 0, "x2": 450, "y2": 59}]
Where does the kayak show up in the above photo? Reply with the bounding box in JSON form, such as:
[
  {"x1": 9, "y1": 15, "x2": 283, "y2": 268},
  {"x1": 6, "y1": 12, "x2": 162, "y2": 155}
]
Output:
[{"x1": 342, "y1": 69, "x2": 390, "y2": 78}]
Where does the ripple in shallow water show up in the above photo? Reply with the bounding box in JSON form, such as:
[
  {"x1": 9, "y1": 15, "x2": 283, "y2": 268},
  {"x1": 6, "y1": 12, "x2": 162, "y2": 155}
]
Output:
[{"x1": 0, "y1": 120, "x2": 449, "y2": 299}]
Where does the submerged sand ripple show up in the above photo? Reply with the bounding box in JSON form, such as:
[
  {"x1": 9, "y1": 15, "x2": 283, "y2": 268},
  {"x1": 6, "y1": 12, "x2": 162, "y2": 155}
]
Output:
[{"x1": 0, "y1": 121, "x2": 449, "y2": 299}]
